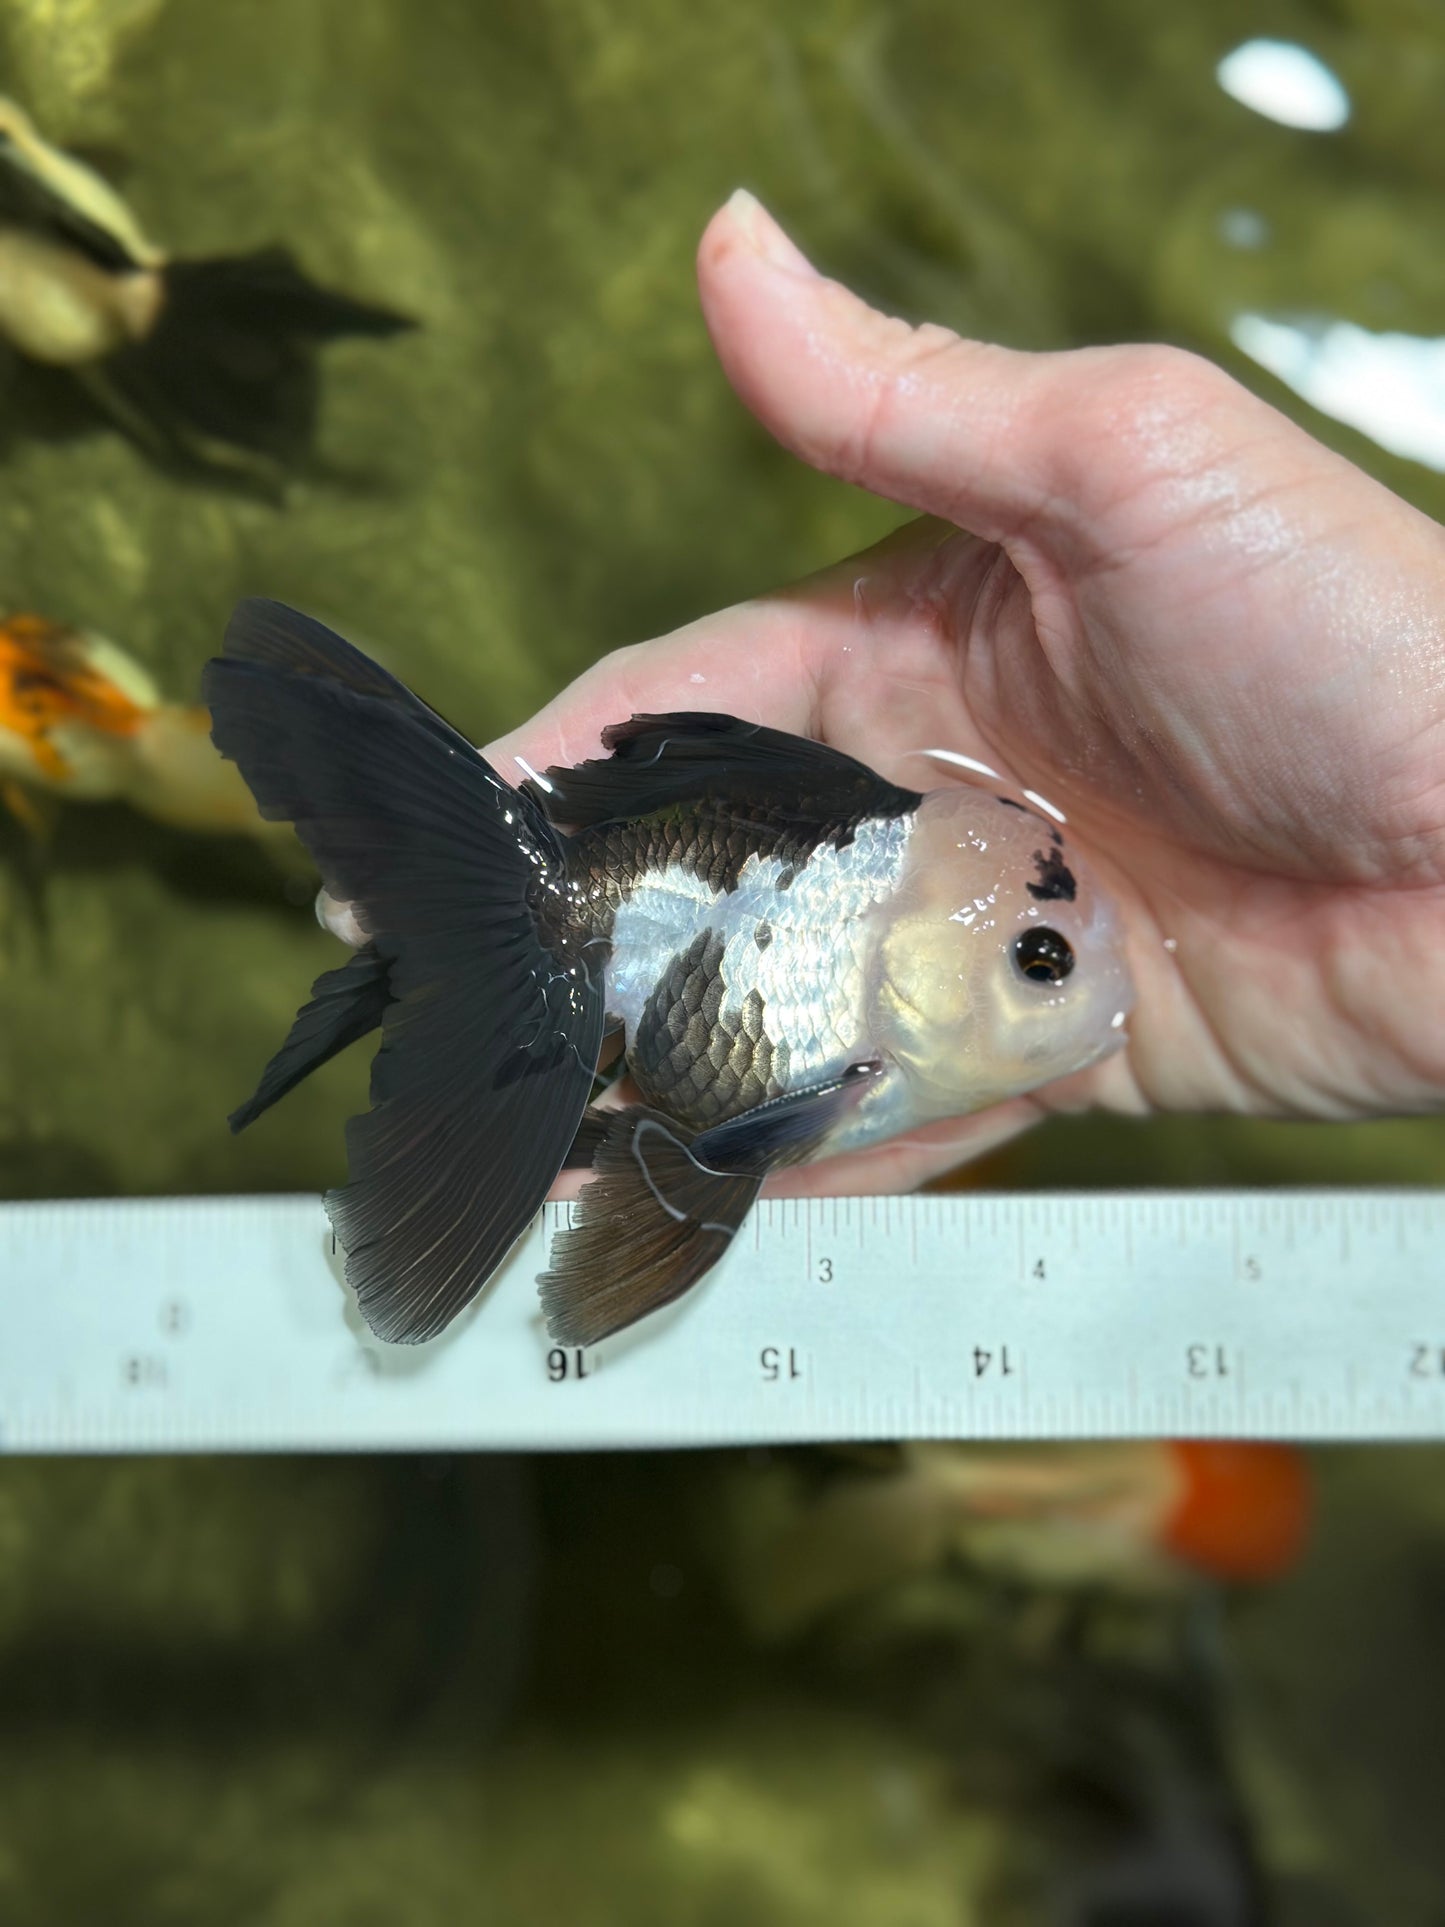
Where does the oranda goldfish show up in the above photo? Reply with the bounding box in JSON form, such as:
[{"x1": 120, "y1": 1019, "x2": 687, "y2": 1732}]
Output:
[
  {"x1": 204, "y1": 599, "x2": 1134, "y2": 1348},
  {"x1": 723, "y1": 1442, "x2": 1311, "y2": 1641},
  {"x1": 0, "y1": 612, "x2": 283, "y2": 838},
  {"x1": 0, "y1": 97, "x2": 413, "y2": 478}
]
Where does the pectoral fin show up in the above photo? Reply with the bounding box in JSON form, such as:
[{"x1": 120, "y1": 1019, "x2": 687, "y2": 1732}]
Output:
[
  {"x1": 538, "y1": 1063, "x2": 882, "y2": 1346},
  {"x1": 690, "y1": 1061, "x2": 882, "y2": 1172}
]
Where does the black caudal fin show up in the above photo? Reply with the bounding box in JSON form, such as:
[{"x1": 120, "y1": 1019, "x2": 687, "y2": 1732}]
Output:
[
  {"x1": 91, "y1": 247, "x2": 415, "y2": 473},
  {"x1": 229, "y1": 943, "x2": 390, "y2": 1135},
  {"x1": 539, "y1": 1064, "x2": 883, "y2": 1347},
  {"x1": 205, "y1": 599, "x2": 604, "y2": 1344},
  {"x1": 164, "y1": 249, "x2": 415, "y2": 344}
]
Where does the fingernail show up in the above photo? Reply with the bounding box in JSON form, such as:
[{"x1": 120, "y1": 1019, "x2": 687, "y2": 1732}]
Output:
[{"x1": 723, "y1": 188, "x2": 818, "y2": 277}]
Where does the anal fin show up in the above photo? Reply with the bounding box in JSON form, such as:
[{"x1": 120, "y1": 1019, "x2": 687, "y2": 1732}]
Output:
[
  {"x1": 539, "y1": 1062, "x2": 882, "y2": 1347},
  {"x1": 539, "y1": 1107, "x2": 760, "y2": 1347}
]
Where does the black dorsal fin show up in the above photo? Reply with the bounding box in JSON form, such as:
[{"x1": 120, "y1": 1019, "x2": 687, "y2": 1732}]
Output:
[{"x1": 528, "y1": 713, "x2": 920, "y2": 833}]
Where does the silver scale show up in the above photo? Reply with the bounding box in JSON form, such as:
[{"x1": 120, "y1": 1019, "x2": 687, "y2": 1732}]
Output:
[{"x1": 2, "y1": 1190, "x2": 1442, "y2": 1451}]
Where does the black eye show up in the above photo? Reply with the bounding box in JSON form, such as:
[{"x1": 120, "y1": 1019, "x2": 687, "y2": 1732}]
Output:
[{"x1": 1014, "y1": 926, "x2": 1075, "y2": 985}]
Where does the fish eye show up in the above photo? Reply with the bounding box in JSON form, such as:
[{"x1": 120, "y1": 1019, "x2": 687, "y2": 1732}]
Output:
[{"x1": 1013, "y1": 926, "x2": 1075, "y2": 985}]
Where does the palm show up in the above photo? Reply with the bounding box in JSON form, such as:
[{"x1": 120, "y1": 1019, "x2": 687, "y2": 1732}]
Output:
[{"x1": 488, "y1": 197, "x2": 1445, "y2": 1196}]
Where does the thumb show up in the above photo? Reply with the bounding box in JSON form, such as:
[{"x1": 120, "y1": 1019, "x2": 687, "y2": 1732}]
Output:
[{"x1": 696, "y1": 191, "x2": 1116, "y2": 546}]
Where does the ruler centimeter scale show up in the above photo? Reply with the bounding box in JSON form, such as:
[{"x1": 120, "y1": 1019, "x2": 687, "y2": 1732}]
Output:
[{"x1": 1, "y1": 1190, "x2": 1442, "y2": 1452}]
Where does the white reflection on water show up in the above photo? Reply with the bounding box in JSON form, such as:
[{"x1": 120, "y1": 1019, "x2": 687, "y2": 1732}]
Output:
[
  {"x1": 1231, "y1": 314, "x2": 1445, "y2": 473},
  {"x1": 1216, "y1": 39, "x2": 1350, "y2": 131},
  {"x1": 1217, "y1": 207, "x2": 1270, "y2": 251}
]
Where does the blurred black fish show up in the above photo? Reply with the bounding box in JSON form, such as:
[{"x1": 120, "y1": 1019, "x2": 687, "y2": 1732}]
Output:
[
  {"x1": 0, "y1": 97, "x2": 414, "y2": 480},
  {"x1": 204, "y1": 600, "x2": 1133, "y2": 1350}
]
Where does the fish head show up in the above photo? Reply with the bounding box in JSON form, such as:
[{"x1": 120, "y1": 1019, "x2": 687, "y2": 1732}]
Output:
[{"x1": 870, "y1": 787, "x2": 1134, "y2": 1117}]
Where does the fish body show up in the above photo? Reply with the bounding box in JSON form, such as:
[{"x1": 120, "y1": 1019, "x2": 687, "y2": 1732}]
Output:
[
  {"x1": 205, "y1": 600, "x2": 1133, "y2": 1349},
  {"x1": 0, "y1": 96, "x2": 413, "y2": 478},
  {"x1": 896, "y1": 1439, "x2": 1310, "y2": 1591},
  {"x1": 554, "y1": 774, "x2": 1124, "y2": 1161}
]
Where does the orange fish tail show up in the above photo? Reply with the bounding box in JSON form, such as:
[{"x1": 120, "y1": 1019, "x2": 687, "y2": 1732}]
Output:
[{"x1": 1161, "y1": 1442, "x2": 1310, "y2": 1582}]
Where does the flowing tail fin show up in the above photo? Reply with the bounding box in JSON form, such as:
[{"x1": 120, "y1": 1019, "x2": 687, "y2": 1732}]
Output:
[
  {"x1": 204, "y1": 598, "x2": 603, "y2": 1344},
  {"x1": 90, "y1": 247, "x2": 415, "y2": 475},
  {"x1": 228, "y1": 943, "x2": 391, "y2": 1134}
]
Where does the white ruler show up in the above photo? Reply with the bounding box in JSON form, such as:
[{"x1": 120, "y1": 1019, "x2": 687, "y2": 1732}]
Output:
[{"x1": 1, "y1": 1191, "x2": 1442, "y2": 1452}]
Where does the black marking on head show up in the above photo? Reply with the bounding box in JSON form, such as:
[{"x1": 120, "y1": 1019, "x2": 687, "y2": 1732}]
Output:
[
  {"x1": 1027, "y1": 846, "x2": 1077, "y2": 903},
  {"x1": 754, "y1": 921, "x2": 773, "y2": 950},
  {"x1": 996, "y1": 792, "x2": 1063, "y2": 840}
]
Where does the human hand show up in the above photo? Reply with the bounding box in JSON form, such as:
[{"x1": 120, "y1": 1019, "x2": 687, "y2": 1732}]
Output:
[{"x1": 486, "y1": 191, "x2": 1445, "y2": 1199}]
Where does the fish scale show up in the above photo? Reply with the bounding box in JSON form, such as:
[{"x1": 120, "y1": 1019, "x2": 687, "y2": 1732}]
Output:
[
  {"x1": 565, "y1": 793, "x2": 887, "y2": 916},
  {"x1": 598, "y1": 813, "x2": 913, "y2": 1130},
  {"x1": 631, "y1": 929, "x2": 787, "y2": 1129}
]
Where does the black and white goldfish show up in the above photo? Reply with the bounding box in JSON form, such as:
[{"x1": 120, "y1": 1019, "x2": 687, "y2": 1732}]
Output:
[
  {"x1": 0, "y1": 97, "x2": 413, "y2": 478},
  {"x1": 204, "y1": 600, "x2": 1134, "y2": 1349}
]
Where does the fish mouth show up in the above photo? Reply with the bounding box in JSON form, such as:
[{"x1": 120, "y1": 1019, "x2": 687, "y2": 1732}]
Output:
[{"x1": 1061, "y1": 1005, "x2": 1133, "y2": 1078}]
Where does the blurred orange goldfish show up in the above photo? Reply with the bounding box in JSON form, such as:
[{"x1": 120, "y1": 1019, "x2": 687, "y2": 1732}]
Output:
[
  {"x1": 730, "y1": 1440, "x2": 1310, "y2": 1639},
  {"x1": 0, "y1": 613, "x2": 287, "y2": 839},
  {"x1": 895, "y1": 1439, "x2": 1311, "y2": 1587}
]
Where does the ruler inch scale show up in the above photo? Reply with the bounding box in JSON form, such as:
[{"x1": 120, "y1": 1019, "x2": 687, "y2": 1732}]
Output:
[{"x1": 1, "y1": 1190, "x2": 1442, "y2": 1452}]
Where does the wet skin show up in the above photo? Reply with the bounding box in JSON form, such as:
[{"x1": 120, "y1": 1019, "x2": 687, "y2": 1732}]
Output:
[{"x1": 482, "y1": 192, "x2": 1445, "y2": 1202}]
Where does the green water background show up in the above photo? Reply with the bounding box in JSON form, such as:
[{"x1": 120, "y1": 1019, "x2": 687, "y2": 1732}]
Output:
[{"x1": 0, "y1": 0, "x2": 1442, "y2": 1920}]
